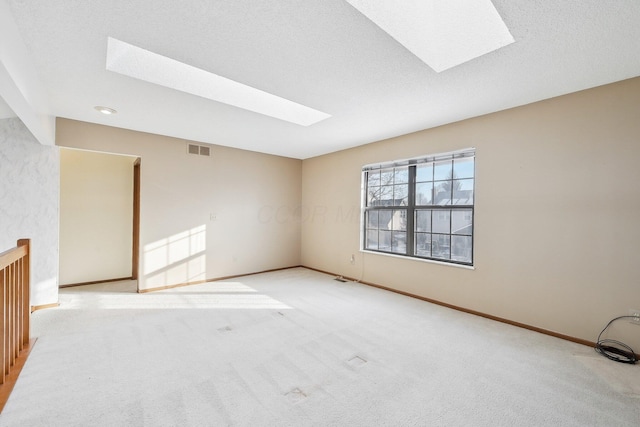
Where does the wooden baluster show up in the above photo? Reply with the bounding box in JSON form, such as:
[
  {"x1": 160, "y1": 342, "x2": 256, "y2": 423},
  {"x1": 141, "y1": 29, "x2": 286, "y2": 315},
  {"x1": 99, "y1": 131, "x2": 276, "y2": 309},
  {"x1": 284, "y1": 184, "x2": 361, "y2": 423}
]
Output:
[
  {"x1": 0, "y1": 239, "x2": 33, "y2": 411},
  {"x1": 18, "y1": 240, "x2": 29, "y2": 348},
  {"x1": 8, "y1": 263, "x2": 15, "y2": 368},
  {"x1": 0, "y1": 269, "x2": 5, "y2": 385}
]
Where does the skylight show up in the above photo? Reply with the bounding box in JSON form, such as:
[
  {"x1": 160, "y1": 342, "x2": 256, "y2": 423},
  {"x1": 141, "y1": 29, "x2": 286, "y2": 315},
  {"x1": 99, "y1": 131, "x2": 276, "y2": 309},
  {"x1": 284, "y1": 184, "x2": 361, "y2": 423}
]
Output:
[
  {"x1": 345, "y1": 0, "x2": 514, "y2": 72},
  {"x1": 106, "y1": 37, "x2": 331, "y2": 126}
]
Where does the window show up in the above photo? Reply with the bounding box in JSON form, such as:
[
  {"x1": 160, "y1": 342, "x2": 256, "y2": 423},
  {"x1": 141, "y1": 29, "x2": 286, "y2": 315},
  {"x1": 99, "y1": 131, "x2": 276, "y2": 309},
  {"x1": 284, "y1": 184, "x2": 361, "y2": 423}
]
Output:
[{"x1": 362, "y1": 149, "x2": 475, "y2": 266}]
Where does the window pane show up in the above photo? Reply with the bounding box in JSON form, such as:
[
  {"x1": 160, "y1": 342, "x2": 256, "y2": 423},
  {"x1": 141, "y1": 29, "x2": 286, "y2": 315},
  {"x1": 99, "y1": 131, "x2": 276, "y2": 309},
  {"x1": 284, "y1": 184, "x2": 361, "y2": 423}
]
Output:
[
  {"x1": 367, "y1": 186, "x2": 380, "y2": 206},
  {"x1": 366, "y1": 210, "x2": 379, "y2": 229},
  {"x1": 432, "y1": 234, "x2": 450, "y2": 259},
  {"x1": 394, "y1": 184, "x2": 408, "y2": 205},
  {"x1": 451, "y1": 210, "x2": 473, "y2": 235},
  {"x1": 452, "y1": 179, "x2": 474, "y2": 205},
  {"x1": 391, "y1": 231, "x2": 406, "y2": 254},
  {"x1": 378, "y1": 210, "x2": 392, "y2": 230},
  {"x1": 391, "y1": 209, "x2": 407, "y2": 231},
  {"x1": 380, "y1": 168, "x2": 394, "y2": 186},
  {"x1": 415, "y1": 210, "x2": 431, "y2": 232},
  {"x1": 453, "y1": 157, "x2": 474, "y2": 179},
  {"x1": 367, "y1": 170, "x2": 381, "y2": 187},
  {"x1": 432, "y1": 210, "x2": 450, "y2": 234},
  {"x1": 434, "y1": 160, "x2": 453, "y2": 181},
  {"x1": 370, "y1": 185, "x2": 400, "y2": 206},
  {"x1": 434, "y1": 181, "x2": 452, "y2": 205},
  {"x1": 451, "y1": 235, "x2": 472, "y2": 263},
  {"x1": 416, "y1": 164, "x2": 433, "y2": 182},
  {"x1": 379, "y1": 230, "x2": 391, "y2": 251},
  {"x1": 416, "y1": 182, "x2": 433, "y2": 205},
  {"x1": 366, "y1": 230, "x2": 378, "y2": 250},
  {"x1": 415, "y1": 233, "x2": 431, "y2": 257},
  {"x1": 378, "y1": 185, "x2": 393, "y2": 205},
  {"x1": 394, "y1": 167, "x2": 408, "y2": 184}
]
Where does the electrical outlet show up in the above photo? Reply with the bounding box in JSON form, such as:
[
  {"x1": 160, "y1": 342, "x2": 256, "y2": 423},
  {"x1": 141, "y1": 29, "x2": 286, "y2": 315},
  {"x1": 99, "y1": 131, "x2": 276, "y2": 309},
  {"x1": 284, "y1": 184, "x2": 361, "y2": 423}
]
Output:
[
  {"x1": 350, "y1": 254, "x2": 355, "y2": 264},
  {"x1": 629, "y1": 309, "x2": 640, "y2": 325}
]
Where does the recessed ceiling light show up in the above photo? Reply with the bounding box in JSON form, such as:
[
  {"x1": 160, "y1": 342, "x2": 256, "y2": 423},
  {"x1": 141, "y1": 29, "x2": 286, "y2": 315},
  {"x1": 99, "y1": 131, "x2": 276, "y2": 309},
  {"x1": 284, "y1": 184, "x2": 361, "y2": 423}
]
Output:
[
  {"x1": 346, "y1": 0, "x2": 514, "y2": 72},
  {"x1": 105, "y1": 37, "x2": 331, "y2": 126},
  {"x1": 95, "y1": 106, "x2": 117, "y2": 115}
]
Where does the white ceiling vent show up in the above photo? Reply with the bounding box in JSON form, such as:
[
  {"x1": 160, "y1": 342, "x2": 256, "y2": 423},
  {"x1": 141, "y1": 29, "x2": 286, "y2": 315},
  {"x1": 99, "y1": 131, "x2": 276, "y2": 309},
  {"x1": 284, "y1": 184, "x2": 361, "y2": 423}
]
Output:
[{"x1": 187, "y1": 143, "x2": 211, "y2": 157}]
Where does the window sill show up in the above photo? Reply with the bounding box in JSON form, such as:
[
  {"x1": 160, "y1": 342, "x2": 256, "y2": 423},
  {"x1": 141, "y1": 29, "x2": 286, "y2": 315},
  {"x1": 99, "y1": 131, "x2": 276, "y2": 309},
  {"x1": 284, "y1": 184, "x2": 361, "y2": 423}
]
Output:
[{"x1": 360, "y1": 250, "x2": 475, "y2": 270}]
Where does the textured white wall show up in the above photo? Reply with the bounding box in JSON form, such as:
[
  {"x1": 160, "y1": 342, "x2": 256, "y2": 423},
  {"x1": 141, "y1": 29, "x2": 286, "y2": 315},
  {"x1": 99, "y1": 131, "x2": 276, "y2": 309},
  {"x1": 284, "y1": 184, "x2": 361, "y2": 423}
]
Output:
[{"x1": 0, "y1": 118, "x2": 59, "y2": 306}]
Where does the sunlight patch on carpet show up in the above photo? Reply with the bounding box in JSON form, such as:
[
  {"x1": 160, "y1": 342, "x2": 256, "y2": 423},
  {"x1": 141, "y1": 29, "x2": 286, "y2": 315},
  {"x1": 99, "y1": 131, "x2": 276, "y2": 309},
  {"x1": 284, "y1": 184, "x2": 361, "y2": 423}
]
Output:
[
  {"x1": 57, "y1": 280, "x2": 292, "y2": 310},
  {"x1": 56, "y1": 292, "x2": 292, "y2": 310}
]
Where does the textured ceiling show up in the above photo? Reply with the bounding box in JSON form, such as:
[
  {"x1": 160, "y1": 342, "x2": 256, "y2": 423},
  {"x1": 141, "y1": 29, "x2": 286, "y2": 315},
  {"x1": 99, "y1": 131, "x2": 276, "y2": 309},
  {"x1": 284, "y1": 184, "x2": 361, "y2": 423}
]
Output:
[{"x1": 5, "y1": 0, "x2": 640, "y2": 159}]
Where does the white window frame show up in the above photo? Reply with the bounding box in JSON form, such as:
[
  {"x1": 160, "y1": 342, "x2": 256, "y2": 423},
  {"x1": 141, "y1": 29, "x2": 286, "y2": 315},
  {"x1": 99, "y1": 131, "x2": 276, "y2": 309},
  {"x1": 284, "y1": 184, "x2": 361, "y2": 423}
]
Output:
[{"x1": 361, "y1": 148, "x2": 475, "y2": 266}]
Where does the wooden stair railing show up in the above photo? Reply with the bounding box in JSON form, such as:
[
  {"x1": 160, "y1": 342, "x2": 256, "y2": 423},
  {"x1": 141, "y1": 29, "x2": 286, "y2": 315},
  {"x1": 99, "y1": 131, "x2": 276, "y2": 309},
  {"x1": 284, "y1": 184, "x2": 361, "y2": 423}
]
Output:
[{"x1": 0, "y1": 239, "x2": 36, "y2": 412}]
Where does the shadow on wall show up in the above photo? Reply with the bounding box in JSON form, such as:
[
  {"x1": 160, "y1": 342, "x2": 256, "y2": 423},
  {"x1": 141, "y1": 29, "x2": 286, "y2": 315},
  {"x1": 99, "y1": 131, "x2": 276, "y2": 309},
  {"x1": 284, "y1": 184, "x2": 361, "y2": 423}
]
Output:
[{"x1": 144, "y1": 225, "x2": 207, "y2": 288}]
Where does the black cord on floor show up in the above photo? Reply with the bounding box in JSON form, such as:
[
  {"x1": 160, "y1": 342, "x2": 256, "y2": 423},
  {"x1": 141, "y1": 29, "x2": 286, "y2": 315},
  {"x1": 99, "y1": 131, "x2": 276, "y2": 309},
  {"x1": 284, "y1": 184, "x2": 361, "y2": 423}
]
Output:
[{"x1": 595, "y1": 315, "x2": 638, "y2": 364}]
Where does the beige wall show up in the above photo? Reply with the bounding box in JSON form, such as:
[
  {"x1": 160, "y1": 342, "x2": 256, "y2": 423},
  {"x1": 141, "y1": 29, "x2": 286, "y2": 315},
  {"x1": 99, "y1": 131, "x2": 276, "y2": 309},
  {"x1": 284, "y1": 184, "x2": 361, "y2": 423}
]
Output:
[
  {"x1": 59, "y1": 148, "x2": 135, "y2": 285},
  {"x1": 56, "y1": 119, "x2": 302, "y2": 291},
  {"x1": 301, "y1": 77, "x2": 640, "y2": 350}
]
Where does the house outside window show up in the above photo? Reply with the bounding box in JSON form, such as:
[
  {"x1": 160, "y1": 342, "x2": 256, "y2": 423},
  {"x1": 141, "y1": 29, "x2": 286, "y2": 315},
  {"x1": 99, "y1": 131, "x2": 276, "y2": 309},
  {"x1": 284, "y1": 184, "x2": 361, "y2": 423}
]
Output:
[{"x1": 362, "y1": 149, "x2": 475, "y2": 266}]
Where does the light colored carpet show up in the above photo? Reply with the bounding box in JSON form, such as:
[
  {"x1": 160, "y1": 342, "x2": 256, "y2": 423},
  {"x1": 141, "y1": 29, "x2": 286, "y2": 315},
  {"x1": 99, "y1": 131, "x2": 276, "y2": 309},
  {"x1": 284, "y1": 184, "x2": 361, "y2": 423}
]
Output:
[
  {"x1": 1, "y1": 267, "x2": 638, "y2": 426},
  {"x1": 574, "y1": 355, "x2": 640, "y2": 398}
]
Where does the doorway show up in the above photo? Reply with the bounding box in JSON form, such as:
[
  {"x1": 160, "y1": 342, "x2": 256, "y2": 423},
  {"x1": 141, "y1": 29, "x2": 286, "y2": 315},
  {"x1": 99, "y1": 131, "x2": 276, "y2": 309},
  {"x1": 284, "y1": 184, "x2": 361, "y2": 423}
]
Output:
[{"x1": 59, "y1": 148, "x2": 141, "y2": 290}]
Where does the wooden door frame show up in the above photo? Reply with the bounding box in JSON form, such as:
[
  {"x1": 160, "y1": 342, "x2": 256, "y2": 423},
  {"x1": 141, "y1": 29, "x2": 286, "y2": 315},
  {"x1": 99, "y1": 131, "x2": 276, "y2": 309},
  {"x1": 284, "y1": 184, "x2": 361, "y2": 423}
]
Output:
[{"x1": 132, "y1": 158, "x2": 141, "y2": 290}]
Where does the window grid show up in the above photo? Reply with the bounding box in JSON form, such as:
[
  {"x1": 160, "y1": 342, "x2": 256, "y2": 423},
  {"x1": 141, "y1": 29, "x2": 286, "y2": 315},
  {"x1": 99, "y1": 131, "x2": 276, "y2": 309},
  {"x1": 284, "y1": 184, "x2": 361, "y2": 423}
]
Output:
[{"x1": 363, "y1": 151, "x2": 474, "y2": 266}]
